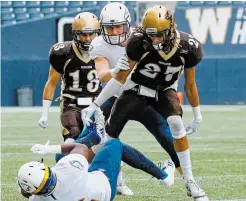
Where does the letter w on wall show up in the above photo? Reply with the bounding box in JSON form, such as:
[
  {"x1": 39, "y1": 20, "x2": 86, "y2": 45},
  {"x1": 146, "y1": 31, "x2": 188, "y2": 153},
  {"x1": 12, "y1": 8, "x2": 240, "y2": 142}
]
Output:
[{"x1": 186, "y1": 7, "x2": 232, "y2": 44}]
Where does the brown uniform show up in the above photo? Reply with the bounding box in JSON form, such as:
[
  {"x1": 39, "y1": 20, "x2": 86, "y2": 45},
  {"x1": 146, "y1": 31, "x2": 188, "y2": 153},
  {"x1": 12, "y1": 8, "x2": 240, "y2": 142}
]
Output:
[
  {"x1": 49, "y1": 41, "x2": 102, "y2": 140},
  {"x1": 106, "y1": 30, "x2": 203, "y2": 137}
]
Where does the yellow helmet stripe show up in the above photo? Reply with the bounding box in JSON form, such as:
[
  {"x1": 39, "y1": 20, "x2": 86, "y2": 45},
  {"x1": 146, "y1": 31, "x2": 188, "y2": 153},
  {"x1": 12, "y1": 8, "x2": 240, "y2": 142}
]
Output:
[{"x1": 33, "y1": 165, "x2": 49, "y2": 194}]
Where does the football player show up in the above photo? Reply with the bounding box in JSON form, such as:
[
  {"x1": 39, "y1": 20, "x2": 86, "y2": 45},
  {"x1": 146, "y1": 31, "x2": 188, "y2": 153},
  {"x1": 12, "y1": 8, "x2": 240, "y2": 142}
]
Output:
[
  {"x1": 85, "y1": 2, "x2": 181, "y2": 194},
  {"x1": 82, "y1": 6, "x2": 209, "y2": 201},
  {"x1": 38, "y1": 12, "x2": 102, "y2": 142},
  {"x1": 17, "y1": 109, "x2": 175, "y2": 201}
]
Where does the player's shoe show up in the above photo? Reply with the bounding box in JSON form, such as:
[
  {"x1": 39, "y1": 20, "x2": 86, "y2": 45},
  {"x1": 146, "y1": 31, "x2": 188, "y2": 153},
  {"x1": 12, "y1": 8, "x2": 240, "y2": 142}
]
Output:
[
  {"x1": 186, "y1": 179, "x2": 209, "y2": 201},
  {"x1": 159, "y1": 159, "x2": 175, "y2": 187},
  {"x1": 117, "y1": 179, "x2": 134, "y2": 196}
]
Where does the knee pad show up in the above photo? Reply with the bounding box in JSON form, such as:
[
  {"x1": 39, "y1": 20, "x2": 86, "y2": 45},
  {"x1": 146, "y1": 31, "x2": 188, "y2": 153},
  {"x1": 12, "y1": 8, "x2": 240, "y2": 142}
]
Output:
[{"x1": 167, "y1": 116, "x2": 186, "y2": 139}]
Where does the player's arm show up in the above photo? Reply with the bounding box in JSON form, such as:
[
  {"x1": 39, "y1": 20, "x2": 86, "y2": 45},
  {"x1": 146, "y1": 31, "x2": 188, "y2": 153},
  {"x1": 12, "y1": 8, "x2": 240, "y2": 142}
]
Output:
[
  {"x1": 61, "y1": 143, "x2": 89, "y2": 158},
  {"x1": 183, "y1": 37, "x2": 203, "y2": 134},
  {"x1": 42, "y1": 66, "x2": 61, "y2": 115},
  {"x1": 31, "y1": 142, "x2": 96, "y2": 163},
  {"x1": 39, "y1": 44, "x2": 65, "y2": 128},
  {"x1": 184, "y1": 67, "x2": 199, "y2": 107},
  {"x1": 94, "y1": 56, "x2": 130, "y2": 83},
  {"x1": 93, "y1": 57, "x2": 136, "y2": 107},
  {"x1": 90, "y1": 39, "x2": 130, "y2": 83},
  {"x1": 184, "y1": 39, "x2": 203, "y2": 121},
  {"x1": 95, "y1": 57, "x2": 112, "y2": 82}
]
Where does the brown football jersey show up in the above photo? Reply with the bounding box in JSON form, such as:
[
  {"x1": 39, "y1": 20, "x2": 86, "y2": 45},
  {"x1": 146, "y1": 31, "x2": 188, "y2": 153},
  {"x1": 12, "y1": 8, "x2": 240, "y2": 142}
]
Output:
[
  {"x1": 126, "y1": 30, "x2": 203, "y2": 91},
  {"x1": 49, "y1": 41, "x2": 102, "y2": 98}
]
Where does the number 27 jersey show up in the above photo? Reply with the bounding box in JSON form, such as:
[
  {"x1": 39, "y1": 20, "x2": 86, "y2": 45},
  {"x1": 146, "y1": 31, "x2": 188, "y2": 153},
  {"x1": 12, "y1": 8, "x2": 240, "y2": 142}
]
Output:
[
  {"x1": 126, "y1": 30, "x2": 203, "y2": 91},
  {"x1": 49, "y1": 41, "x2": 102, "y2": 98}
]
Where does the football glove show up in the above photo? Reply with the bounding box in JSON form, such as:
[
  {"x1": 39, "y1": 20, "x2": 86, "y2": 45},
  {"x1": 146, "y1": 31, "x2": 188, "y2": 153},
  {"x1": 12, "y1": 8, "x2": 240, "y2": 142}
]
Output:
[
  {"x1": 110, "y1": 56, "x2": 130, "y2": 77},
  {"x1": 38, "y1": 115, "x2": 48, "y2": 129},
  {"x1": 81, "y1": 103, "x2": 98, "y2": 126}
]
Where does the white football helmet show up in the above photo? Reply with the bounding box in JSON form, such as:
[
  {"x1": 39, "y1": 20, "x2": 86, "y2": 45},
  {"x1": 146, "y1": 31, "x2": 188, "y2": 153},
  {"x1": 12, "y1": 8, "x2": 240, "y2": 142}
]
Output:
[
  {"x1": 100, "y1": 2, "x2": 131, "y2": 45},
  {"x1": 17, "y1": 161, "x2": 56, "y2": 195}
]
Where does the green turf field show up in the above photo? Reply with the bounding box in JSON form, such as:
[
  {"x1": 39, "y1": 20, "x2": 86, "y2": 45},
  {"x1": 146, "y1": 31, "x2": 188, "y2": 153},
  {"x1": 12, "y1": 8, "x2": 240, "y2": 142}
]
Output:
[{"x1": 1, "y1": 106, "x2": 246, "y2": 201}]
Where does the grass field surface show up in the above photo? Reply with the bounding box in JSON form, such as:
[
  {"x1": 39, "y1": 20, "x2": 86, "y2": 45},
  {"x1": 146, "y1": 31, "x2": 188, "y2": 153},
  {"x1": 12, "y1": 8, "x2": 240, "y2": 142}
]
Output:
[{"x1": 1, "y1": 106, "x2": 246, "y2": 201}]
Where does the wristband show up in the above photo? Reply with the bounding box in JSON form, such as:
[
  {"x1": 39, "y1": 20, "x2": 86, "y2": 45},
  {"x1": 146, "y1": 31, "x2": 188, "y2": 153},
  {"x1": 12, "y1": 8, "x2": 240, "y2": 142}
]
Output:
[
  {"x1": 192, "y1": 106, "x2": 202, "y2": 121},
  {"x1": 42, "y1": 99, "x2": 52, "y2": 117},
  {"x1": 47, "y1": 145, "x2": 61, "y2": 154}
]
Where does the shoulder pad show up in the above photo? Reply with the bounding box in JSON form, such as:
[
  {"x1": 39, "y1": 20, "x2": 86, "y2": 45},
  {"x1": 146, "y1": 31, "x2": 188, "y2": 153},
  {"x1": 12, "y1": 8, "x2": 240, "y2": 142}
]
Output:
[
  {"x1": 49, "y1": 42, "x2": 71, "y2": 74},
  {"x1": 89, "y1": 36, "x2": 109, "y2": 59},
  {"x1": 126, "y1": 32, "x2": 149, "y2": 61},
  {"x1": 179, "y1": 31, "x2": 203, "y2": 68},
  {"x1": 49, "y1": 42, "x2": 71, "y2": 56}
]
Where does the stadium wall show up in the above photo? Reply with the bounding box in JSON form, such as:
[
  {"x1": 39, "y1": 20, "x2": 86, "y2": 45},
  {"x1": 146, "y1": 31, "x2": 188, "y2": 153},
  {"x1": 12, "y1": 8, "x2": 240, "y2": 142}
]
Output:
[
  {"x1": 175, "y1": 5, "x2": 246, "y2": 105},
  {"x1": 1, "y1": 3, "x2": 246, "y2": 106}
]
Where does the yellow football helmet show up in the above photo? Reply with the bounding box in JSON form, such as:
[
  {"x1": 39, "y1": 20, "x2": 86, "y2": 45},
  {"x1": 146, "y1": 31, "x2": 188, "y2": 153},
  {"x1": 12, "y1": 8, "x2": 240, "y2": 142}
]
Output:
[
  {"x1": 72, "y1": 12, "x2": 100, "y2": 51},
  {"x1": 141, "y1": 5, "x2": 175, "y2": 50}
]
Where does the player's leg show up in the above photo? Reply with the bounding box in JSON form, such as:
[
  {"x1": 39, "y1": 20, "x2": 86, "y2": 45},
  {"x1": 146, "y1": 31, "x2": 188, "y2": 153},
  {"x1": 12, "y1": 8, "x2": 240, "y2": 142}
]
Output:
[
  {"x1": 122, "y1": 143, "x2": 175, "y2": 187},
  {"x1": 100, "y1": 96, "x2": 117, "y2": 121},
  {"x1": 88, "y1": 139, "x2": 123, "y2": 201},
  {"x1": 154, "y1": 89, "x2": 207, "y2": 199},
  {"x1": 132, "y1": 103, "x2": 182, "y2": 175},
  {"x1": 104, "y1": 93, "x2": 134, "y2": 139},
  {"x1": 103, "y1": 94, "x2": 134, "y2": 195}
]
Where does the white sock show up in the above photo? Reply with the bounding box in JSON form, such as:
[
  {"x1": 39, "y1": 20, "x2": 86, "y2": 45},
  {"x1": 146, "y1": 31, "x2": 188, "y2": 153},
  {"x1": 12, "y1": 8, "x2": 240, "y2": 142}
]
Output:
[
  {"x1": 117, "y1": 162, "x2": 124, "y2": 185},
  {"x1": 177, "y1": 149, "x2": 194, "y2": 181}
]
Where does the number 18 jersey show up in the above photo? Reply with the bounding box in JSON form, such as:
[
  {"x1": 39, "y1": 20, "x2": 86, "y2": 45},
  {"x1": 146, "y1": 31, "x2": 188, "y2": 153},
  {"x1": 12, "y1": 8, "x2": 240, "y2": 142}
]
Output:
[{"x1": 49, "y1": 41, "x2": 102, "y2": 99}]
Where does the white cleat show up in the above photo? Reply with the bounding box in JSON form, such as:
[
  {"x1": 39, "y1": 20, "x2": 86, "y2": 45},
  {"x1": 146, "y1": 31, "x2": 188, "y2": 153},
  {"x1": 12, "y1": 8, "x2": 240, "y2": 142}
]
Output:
[
  {"x1": 159, "y1": 159, "x2": 175, "y2": 187},
  {"x1": 186, "y1": 179, "x2": 209, "y2": 201},
  {"x1": 117, "y1": 179, "x2": 134, "y2": 196}
]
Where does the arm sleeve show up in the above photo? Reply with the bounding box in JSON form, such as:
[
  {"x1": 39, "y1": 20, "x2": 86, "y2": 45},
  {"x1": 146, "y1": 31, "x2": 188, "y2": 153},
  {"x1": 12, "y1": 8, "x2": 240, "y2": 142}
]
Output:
[
  {"x1": 49, "y1": 45, "x2": 67, "y2": 74},
  {"x1": 184, "y1": 40, "x2": 203, "y2": 68},
  {"x1": 126, "y1": 32, "x2": 147, "y2": 62}
]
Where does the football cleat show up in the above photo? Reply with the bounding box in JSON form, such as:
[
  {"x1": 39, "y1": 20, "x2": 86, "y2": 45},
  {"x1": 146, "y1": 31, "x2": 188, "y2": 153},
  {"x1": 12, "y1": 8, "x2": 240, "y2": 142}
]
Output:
[
  {"x1": 117, "y1": 179, "x2": 134, "y2": 196},
  {"x1": 159, "y1": 159, "x2": 175, "y2": 187},
  {"x1": 186, "y1": 179, "x2": 209, "y2": 200}
]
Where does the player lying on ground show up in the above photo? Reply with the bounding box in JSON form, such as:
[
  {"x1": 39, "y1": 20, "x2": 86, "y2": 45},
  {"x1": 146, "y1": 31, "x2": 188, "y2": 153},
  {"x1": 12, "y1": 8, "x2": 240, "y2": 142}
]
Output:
[
  {"x1": 81, "y1": 5, "x2": 209, "y2": 201},
  {"x1": 17, "y1": 109, "x2": 175, "y2": 201}
]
